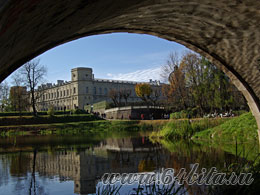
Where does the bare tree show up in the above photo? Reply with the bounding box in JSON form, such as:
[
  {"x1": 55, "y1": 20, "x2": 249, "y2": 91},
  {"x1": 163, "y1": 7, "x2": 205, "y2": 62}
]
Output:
[
  {"x1": 108, "y1": 89, "x2": 119, "y2": 107},
  {"x1": 149, "y1": 88, "x2": 161, "y2": 106},
  {"x1": 119, "y1": 89, "x2": 131, "y2": 106},
  {"x1": 161, "y1": 52, "x2": 189, "y2": 110},
  {"x1": 118, "y1": 89, "x2": 123, "y2": 106},
  {"x1": 20, "y1": 59, "x2": 47, "y2": 116},
  {"x1": 160, "y1": 52, "x2": 180, "y2": 83}
]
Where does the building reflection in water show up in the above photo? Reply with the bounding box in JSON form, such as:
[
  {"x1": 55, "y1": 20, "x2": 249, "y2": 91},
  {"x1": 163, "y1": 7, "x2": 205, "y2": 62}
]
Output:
[
  {"x1": 33, "y1": 137, "x2": 163, "y2": 194},
  {"x1": 0, "y1": 136, "x2": 242, "y2": 194}
]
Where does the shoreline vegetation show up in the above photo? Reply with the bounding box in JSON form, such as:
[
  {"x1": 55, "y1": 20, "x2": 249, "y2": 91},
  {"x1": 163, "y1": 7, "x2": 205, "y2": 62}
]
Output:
[
  {"x1": 0, "y1": 112, "x2": 257, "y2": 143},
  {"x1": 149, "y1": 111, "x2": 259, "y2": 162},
  {"x1": 149, "y1": 112, "x2": 258, "y2": 143},
  {"x1": 1, "y1": 111, "x2": 259, "y2": 194},
  {"x1": 191, "y1": 112, "x2": 258, "y2": 142},
  {"x1": 0, "y1": 115, "x2": 168, "y2": 137},
  {"x1": 0, "y1": 114, "x2": 99, "y2": 127},
  {"x1": 0, "y1": 111, "x2": 258, "y2": 150},
  {"x1": 149, "y1": 117, "x2": 230, "y2": 139}
]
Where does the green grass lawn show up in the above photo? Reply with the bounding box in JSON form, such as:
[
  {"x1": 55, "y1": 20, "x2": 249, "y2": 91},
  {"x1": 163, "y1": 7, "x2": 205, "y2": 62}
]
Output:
[
  {"x1": 192, "y1": 112, "x2": 258, "y2": 142},
  {"x1": 150, "y1": 118, "x2": 229, "y2": 139}
]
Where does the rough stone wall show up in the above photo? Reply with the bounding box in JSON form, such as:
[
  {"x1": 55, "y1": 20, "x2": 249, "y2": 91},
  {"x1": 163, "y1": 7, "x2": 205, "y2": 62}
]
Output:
[{"x1": 0, "y1": 0, "x2": 259, "y2": 127}]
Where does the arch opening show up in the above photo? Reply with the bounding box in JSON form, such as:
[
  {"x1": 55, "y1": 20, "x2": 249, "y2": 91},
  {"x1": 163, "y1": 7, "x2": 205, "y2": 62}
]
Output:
[{"x1": 0, "y1": 0, "x2": 259, "y2": 135}]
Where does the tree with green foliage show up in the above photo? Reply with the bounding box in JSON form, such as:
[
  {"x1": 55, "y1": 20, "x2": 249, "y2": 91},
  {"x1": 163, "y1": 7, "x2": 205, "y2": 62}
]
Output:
[
  {"x1": 181, "y1": 52, "x2": 206, "y2": 114},
  {"x1": 161, "y1": 51, "x2": 248, "y2": 116},
  {"x1": 181, "y1": 53, "x2": 242, "y2": 114},
  {"x1": 47, "y1": 105, "x2": 55, "y2": 117}
]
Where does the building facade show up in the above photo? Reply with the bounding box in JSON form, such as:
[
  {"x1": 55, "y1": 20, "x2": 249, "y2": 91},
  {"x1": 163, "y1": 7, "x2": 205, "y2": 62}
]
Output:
[{"x1": 36, "y1": 67, "x2": 162, "y2": 111}]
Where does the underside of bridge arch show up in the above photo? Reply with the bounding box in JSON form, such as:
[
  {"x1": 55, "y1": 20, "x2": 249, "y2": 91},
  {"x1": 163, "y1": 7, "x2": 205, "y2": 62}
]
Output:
[{"x1": 0, "y1": 0, "x2": 260, "y2": 133}]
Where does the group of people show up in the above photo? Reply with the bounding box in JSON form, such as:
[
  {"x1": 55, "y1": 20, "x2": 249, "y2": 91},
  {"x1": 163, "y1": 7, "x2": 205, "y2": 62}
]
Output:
[
  {"x1": 92, "y1": 111, "x2": 106, "y2": 119},
  {"x1": 204, "y1": 110, "x2": 235, "y2": 118}
]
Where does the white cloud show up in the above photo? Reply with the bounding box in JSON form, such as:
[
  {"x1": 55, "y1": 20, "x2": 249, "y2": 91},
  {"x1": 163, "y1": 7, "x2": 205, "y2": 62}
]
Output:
[{"x1": 106, "y1": 66, "x2": 163, "y2": 82}]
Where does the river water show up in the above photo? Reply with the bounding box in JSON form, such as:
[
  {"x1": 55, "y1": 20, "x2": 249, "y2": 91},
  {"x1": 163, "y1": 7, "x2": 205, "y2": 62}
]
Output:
[{"x1": 0, "y1": 131, "x2": 258, "y2": 195}]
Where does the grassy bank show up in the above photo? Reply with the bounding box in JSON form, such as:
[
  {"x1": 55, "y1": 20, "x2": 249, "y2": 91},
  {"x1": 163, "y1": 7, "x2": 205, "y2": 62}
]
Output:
[
  {"x1": 0, "y1": 110, "x2": 72, "y2": 117},
  {"x1": 0, "y1": 114, "x2": 100, "y2": 126},
  {"x1": 0, "y1": 119, "x2": 168, "y2": 137},
  {"x1": 192, "y1": 112, "x2": 258, "y2": 142},
  {"x1": 150, "y1": 118, "x2": 229, "y2": 139}
]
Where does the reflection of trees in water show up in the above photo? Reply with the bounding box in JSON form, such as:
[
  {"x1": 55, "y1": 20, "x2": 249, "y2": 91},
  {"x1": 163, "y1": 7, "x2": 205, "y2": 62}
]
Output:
[
  {"x1": 152, "y1": 138, "x2": 247, "y2": 171},
  {"x1": 0, "y1": 149, "x2": 49, "y2": 195},
  {"x1": 29, "y1": 149, "x2": 37, "y2": 195},
  {"x1": 0, "y1": 136, "x2": 253, "y2": 194},
  {"x1": 0, "y1": 154, "x2": 11, "y2": 187},
  {"x1": 10, "y1": 151, "x2": 31, "y2": 176}
]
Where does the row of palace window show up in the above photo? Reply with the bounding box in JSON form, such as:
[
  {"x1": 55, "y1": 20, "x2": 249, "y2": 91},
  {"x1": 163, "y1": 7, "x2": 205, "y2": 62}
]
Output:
[
  {"x1": 41, "y1": 97, "x2": 77, "y2": 105},
  {"x1": 87, "y1": 87, "x2": 108, "y2": 95},
  {"x1": 42, "y1": 87, "x2": 77, "y2": 101},
  {"x1": 88, "y1": 87, "x2": 135, "y2": 95},
  {"x1": 41, "y1": 86, "x2": 139, "y2": 101},
  {"x1": 41, "y1": 104, "x2": 76, "y2": 111}
]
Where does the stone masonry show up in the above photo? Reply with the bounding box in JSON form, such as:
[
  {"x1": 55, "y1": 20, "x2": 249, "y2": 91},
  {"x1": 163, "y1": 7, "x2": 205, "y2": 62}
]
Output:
[{"x1": 0, "y1": 0, "x2": 259, "y2": 131}]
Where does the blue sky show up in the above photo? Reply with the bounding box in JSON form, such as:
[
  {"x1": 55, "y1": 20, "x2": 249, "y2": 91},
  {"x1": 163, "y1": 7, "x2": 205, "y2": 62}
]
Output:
[{"x1": 7, "y1": 33, "x2": 188, "y2": 83}]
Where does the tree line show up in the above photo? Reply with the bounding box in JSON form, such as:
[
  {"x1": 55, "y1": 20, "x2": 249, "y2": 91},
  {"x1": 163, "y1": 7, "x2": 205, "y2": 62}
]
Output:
[
  {"x1": 161, "y1": 51, "x2": 248, "y2": 116},
  {"x1": 0, "y1": 52, "x2": 248, "y2": 117}
]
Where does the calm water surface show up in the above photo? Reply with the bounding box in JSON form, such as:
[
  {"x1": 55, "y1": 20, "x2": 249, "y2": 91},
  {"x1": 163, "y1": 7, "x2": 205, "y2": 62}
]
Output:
[{"x1": 0, "y1": 131, "x2": 257, "y2": 195}]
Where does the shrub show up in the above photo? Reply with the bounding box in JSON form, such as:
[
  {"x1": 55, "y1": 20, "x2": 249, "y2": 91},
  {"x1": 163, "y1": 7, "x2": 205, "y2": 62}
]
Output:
[
  {"x1": 232, "y1": 110, "x2": 248, "y2": 116},
  {"x1": 0, "y1": 111, "x2": 34, "y2": 117},
  {"x1": 47, "y1": 106, "x2": 55, "y2": 117},
  {"x1": 170, "y1": 112, "x2": 181, "y2": 119},
  {"x1": 72, "y1": 109, "x2": 86, "y2": 115},
  {"x1": 170, "y1": 110, "x2": 188, "y2": 119},
  {"x1": 180, "y1": 110, "x2": 188, "y2": 118}
]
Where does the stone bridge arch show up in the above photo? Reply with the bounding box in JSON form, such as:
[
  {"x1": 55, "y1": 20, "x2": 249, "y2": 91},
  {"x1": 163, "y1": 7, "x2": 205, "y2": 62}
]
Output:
[{"x1": 0, "y1": 0, "x2": 259, "y2": 133}]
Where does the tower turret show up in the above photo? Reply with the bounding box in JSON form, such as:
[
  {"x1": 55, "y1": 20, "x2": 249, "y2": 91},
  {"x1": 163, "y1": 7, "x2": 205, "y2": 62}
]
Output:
[{"x1": 71, "y1": 67, "x2": 93, "y2": 81}]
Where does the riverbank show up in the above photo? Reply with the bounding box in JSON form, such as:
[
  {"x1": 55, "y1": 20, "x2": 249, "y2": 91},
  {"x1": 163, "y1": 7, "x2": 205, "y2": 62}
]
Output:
[
  {"x1": 0, "y1": 114, "x2": 100, "y2": 126},
  {"x1": 0, "y1": 119, "x2": 168, "y2": 137},
  {"x1": 149, "y1": 112, "x2": 258, "y2": 143},
  {"x1": 192, "y1": 112, "x2": 258, "y2": 142},
  {"x1": 149, "y1": 117, "x2": 230, "y2": 139},
  {"x1": 149, "y1": 112, "x2": 259, "y2": 161},
  {"x1": 1, "y1": 112, "x2": 257, "y2": 145}
]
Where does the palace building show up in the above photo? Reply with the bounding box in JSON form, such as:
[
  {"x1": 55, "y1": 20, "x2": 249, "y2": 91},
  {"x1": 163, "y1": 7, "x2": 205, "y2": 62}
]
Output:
[{"x1": 35, "y1": 67, "x2": 162, "y2": 111}]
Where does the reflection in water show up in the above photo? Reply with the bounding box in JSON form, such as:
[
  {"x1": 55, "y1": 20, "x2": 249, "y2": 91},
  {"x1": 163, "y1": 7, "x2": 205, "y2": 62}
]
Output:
[{"x1": 0, "y1": 134, "x2": 255, "y2": 194}]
